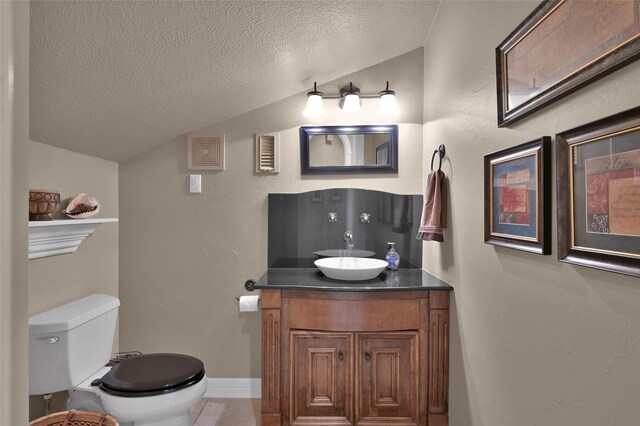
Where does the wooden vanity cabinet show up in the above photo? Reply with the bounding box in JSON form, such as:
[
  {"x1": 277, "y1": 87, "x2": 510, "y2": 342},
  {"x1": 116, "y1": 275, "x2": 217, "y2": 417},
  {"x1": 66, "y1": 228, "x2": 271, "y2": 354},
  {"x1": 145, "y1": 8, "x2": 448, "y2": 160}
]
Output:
[
  {"x1": 357, "y1": 332, "x2": 418, "y2": 423},
  {"x1": 260, "y1": 290, "x2": 450, "y2": 426},
  {"x1": 356, "y1": 331, "x2": 419, "y2": 425},
  {"x1": 290, "y1": 331, "x2": 352, "y2": 424}
]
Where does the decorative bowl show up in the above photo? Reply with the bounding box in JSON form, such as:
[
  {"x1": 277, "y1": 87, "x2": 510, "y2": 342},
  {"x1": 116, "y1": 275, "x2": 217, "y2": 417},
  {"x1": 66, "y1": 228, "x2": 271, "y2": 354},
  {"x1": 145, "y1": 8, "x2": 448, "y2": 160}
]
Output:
[
  {"x1": 314, "y1": 257, "x2": 388, "y2": 281},
  {"x1": 29, "y1": 189, "x2": 60, "y2": 221}
]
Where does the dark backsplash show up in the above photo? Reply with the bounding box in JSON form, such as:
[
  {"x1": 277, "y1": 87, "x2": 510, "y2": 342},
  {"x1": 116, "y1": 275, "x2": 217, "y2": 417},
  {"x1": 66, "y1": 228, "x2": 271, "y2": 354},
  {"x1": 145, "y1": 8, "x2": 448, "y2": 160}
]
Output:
[{"x1": 268, "y1": 189, "x2": 423, "y2": 268}]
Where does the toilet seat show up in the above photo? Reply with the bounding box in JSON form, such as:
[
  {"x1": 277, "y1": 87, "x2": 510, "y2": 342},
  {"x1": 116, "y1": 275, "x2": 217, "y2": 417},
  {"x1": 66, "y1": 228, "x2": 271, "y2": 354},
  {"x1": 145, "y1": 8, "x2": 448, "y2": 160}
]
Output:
[{"x1": 98, "y1": 353, "x2": 205, "y2": 397}]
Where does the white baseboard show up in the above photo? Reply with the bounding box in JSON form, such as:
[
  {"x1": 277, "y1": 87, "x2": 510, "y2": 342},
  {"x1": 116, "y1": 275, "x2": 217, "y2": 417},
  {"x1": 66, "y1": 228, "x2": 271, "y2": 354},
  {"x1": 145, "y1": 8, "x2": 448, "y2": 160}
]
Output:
[{"x1": 204, "y1": 378, "x2": 261, "y2": 399}]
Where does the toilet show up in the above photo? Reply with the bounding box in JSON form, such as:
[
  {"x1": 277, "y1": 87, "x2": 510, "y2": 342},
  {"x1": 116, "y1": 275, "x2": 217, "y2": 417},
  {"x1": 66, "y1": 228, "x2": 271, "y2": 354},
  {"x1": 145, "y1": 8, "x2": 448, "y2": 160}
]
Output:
[{"x1": 29, "y1": 294, "x2": 207, "y2": 426}]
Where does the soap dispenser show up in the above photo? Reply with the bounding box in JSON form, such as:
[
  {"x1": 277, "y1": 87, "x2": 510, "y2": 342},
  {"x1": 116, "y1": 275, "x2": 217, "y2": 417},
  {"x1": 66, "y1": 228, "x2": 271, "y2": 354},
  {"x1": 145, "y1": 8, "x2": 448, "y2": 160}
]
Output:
[{"x1": 385, "y1": 242, "x2": 400, "y2": 271}]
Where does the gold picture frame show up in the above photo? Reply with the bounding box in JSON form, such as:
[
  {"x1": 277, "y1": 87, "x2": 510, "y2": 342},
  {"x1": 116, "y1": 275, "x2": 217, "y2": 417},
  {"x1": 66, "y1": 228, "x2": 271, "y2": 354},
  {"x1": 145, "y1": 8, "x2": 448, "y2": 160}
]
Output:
[
  {"x1": 484, "y1": 137, "x2": 551, "y2": 255},
  {"x1": 497, "y1": 0, "x2": 640, "y2": 127},
  {"x1": 556, "y1": 106, "x2": 640, "y2": 277}
]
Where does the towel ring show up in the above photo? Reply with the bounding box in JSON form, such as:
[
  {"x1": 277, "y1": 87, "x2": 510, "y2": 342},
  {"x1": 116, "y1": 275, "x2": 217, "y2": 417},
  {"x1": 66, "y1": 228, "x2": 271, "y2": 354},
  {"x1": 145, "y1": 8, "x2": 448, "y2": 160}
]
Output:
[{"x1": 430, "y1": 144, "x2": 446, "y2": 171}]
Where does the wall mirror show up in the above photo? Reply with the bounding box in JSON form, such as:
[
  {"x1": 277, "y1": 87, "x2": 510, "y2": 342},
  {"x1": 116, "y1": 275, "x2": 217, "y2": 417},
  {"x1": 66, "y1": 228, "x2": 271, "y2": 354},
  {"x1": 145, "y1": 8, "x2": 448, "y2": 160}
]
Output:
[{"x1": 300, "y1": 125, "x2": 398, "y2": 175}]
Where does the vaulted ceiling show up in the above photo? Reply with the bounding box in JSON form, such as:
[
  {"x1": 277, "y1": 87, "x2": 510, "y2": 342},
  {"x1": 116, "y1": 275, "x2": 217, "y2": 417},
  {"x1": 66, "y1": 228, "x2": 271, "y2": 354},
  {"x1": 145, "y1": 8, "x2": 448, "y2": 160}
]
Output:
[{"x1": 30, "y1": 1, "x2": 440, "y2": 162}]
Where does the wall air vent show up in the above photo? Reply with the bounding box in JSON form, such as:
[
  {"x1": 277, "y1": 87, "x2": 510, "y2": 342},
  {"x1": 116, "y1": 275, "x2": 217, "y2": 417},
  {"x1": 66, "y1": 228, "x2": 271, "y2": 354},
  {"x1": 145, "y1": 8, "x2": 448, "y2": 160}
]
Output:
[
  {"x1": 187, "y1": 133, "x2": 225, "y2": 171},
  {"x1": 255, "y1": 133, "x2": 279, "y2": 173}
]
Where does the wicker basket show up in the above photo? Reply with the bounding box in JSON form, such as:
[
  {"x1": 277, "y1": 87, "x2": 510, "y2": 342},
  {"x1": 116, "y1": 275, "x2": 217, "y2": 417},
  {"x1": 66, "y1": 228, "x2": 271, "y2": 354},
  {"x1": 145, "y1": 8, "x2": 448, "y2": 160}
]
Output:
[{"x1": 29, "y1": 410, "x2": 118, "y2": 426}]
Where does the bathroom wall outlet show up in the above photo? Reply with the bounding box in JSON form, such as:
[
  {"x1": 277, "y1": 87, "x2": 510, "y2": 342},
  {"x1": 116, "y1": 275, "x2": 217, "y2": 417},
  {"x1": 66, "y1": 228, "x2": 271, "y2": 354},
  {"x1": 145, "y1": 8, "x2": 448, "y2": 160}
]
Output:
[{"x1": 189, "y1": 174, "x2": 202, "y2": 193}]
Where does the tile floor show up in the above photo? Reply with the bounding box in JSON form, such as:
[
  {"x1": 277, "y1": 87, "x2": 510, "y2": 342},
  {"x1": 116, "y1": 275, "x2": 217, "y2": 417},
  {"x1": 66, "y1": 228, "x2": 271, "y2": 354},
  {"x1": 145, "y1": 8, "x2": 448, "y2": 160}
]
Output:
[{"x1": 191, "y1": 398, "x2": 260, "y2": 425}]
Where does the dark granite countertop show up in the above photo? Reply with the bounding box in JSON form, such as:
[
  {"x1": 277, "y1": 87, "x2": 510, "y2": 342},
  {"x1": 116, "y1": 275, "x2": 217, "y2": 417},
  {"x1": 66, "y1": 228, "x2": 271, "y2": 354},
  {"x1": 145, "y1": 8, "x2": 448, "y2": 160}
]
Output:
[{"x1": 251, "y1": 268, "x2": 452, "y2": 292}]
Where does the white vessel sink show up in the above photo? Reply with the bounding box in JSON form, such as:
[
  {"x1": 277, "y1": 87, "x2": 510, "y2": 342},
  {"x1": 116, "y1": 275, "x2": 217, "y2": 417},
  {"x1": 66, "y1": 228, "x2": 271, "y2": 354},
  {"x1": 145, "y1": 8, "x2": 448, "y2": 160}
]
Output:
[
  {"x1": 313, "y1": 249, "x2": 376, "y2": 258},
  {"x1": 314, "y1": 257, "x2": 388, "y2": 281}
]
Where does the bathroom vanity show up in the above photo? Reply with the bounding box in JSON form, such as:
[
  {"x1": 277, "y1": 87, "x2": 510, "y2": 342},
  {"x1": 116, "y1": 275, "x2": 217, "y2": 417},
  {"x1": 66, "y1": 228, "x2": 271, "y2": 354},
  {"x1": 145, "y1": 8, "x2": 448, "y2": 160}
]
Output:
[
  {"x1": 252, "y1": 268, "x2": 452, "y2": 426},
  {"x1": 258, "y1": 188, "x2": 452, "y2": 425}
]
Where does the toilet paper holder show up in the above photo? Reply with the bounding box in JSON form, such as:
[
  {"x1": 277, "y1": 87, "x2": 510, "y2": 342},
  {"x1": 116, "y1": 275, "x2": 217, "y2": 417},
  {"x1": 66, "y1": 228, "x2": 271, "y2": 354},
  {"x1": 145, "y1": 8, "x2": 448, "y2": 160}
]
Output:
[
  {"x1": 236, "y1": 293, "x2": 261, "y2": 312},
  {"x1": 236, "y1": 280, "x2": 260, "y2": 312}
]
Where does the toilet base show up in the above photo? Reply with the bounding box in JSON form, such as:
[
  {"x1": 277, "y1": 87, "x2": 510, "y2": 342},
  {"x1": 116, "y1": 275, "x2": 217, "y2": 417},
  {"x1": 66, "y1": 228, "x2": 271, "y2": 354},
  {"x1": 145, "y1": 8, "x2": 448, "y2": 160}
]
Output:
[
  {"x1": 68, "y1": 366, "x2": 205, "y2": 426},
  {"x1": 117, "y1": 411, "x2": 191, "y2": 426},
  {"x1": 69, "y1": 389, "x2": 194, "y2": 426}
]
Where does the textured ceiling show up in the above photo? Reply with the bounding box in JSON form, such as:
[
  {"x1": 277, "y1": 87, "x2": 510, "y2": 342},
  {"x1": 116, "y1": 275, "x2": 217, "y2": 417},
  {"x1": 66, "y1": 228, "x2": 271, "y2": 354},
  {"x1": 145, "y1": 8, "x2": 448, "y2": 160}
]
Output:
[{"x1": 30, "y1": 1, "x2": 439, "y2": 162}]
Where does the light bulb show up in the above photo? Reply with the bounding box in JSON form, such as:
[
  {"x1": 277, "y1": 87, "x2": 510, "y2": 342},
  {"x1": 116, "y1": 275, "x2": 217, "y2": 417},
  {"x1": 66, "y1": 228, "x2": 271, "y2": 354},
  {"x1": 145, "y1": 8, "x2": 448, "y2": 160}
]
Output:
[
  {"x1": 303, "y1": 94, "x2": 323, "y2": 117},
  {"x1": 378, "y1": 93, "x2": 400, "y2": 115}
]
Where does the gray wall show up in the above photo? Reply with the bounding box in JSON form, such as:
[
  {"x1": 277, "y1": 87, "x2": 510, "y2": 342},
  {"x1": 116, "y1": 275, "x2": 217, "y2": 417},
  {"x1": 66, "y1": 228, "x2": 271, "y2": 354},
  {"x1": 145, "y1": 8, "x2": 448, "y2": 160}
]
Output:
[
  {"x1": 118, "y1": 49, "x2": 425, "y2": 378},
  {"x1": 423, "y1": 2, "x2": 640, "y2": 425},
  {"x1": 28, "y1": 141, "x2": 119, "y2": 419},
  {"x1": 268, "y1": 189, "x2": 422, "y2": 268},
  {"x1": 28, "y1": 141, "x2": 119, "y2": 315},
  {"x1": 0, "y1": 1, "x2": 29, "y2": 424}
]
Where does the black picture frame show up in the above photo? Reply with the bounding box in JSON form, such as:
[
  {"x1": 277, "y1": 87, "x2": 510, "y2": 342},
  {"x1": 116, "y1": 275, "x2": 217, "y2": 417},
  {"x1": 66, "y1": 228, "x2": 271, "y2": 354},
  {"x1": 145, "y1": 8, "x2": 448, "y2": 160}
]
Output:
[
  {"x1": 556, "y1": 106, "x2": 640, "y2": 277},
  {"x1": 300, "y1": 124, "x2": 398, "y2": 175},
  {"x1": 496, "y1": 0, "x2": 640, "y2": 127},
  {"x1": 484, "y1": 137, "x2": 551, "y2": 255}
]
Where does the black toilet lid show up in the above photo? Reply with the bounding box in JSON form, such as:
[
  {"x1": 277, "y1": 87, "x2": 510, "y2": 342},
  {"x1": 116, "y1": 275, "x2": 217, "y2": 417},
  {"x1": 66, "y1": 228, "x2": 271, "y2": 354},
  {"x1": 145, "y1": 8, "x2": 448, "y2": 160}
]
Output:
[{"x1": 99, "y1": 353, "x2": 205, "y2": 397}]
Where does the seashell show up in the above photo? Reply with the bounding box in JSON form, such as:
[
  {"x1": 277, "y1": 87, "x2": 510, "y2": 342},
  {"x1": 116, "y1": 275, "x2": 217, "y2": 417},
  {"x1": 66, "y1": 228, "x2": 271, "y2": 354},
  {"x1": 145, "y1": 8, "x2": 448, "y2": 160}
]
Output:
[{"x1": 64, "y1": 193, "x2": 100, "y2": 219}]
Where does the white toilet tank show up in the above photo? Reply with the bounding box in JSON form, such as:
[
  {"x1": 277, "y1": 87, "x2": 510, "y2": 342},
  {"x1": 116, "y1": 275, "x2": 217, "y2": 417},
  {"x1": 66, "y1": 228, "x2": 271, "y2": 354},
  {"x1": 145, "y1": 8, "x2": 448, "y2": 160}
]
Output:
[{"x1": 29, "y1": 294, "x2": 120, "y2": 395}]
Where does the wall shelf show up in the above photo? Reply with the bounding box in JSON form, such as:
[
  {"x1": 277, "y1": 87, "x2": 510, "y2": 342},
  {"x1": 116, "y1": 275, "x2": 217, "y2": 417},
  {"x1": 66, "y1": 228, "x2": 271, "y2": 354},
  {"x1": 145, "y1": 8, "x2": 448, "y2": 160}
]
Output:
[{"x1": 28, "y1": 218, "x2": 118, "y2": 260}]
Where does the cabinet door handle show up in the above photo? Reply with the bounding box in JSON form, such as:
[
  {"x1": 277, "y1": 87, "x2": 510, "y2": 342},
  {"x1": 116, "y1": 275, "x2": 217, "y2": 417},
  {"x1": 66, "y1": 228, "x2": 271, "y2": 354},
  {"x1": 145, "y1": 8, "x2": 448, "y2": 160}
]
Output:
[
  {"x1": 338, "y1": 351, "x2": 344, "y2": 361},
  {"x1": 364, "y1": 352, "x2": 371, "y2": 362}
]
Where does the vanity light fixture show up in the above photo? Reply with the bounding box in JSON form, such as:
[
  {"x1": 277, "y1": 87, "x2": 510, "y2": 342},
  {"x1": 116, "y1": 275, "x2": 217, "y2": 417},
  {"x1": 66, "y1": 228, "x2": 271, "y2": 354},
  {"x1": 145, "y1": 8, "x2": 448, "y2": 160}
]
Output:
[{"x1": 303, "y1": 81, "x2": 400, "y2": 116}]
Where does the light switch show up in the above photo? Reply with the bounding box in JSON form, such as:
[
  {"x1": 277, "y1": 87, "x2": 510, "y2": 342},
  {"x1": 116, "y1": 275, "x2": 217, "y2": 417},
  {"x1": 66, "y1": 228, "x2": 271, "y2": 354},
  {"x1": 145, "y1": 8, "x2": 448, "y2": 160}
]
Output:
[{"x1": 189, "y1": 174, "x2": 201, "y2": 193}]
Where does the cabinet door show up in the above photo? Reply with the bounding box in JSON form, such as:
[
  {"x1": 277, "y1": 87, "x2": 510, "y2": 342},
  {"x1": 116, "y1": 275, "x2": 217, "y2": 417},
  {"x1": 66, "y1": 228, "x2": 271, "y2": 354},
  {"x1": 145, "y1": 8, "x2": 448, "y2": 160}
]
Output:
[
  {"x1": 290, "y1": 331, "x2": 353, "y2": 425},
  {"x1": 356, "y1": 332, "x2": 419, "y2": 425}
]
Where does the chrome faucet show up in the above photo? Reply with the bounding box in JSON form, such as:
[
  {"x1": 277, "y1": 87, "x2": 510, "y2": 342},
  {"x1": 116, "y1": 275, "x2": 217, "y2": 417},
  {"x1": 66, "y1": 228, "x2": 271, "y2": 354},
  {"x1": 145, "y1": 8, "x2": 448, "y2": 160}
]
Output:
[{"x1": 343, "y1": 231, "x2": 354, "y2": 250}]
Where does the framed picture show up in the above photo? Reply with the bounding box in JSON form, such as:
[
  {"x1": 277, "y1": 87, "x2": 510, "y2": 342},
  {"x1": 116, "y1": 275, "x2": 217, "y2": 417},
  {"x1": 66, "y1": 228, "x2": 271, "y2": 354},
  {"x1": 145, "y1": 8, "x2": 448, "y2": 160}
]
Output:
[
  {"x1": 484, "y1": 137, "x2": 551, "y2": 254},
  {"x1": 496, "y1": 0, "x2": 640, "y2": 127},
  {"x1": 556, "y1": 106, "x2": 640, "y2": 277}
]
